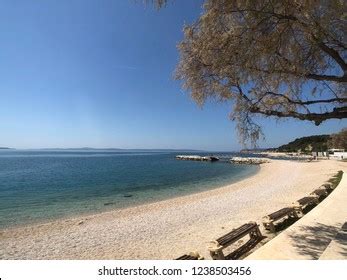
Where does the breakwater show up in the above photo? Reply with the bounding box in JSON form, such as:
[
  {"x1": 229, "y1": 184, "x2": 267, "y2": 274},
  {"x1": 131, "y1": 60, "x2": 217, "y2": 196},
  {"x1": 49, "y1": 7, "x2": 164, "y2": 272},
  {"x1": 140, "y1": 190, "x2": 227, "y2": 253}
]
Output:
[
  {"x1": 175, "y1": 155, "x2": 220, "y2": 162},
  {"x1": 230, "y1": 157, "x2": 270, "y2": 164}
]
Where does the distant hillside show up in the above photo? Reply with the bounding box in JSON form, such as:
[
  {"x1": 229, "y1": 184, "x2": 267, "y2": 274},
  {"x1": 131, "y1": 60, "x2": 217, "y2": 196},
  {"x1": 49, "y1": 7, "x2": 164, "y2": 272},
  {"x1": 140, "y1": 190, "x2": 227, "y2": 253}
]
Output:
[{"x1": 277, "y1": 135, "x2": 330, "y2": 153}]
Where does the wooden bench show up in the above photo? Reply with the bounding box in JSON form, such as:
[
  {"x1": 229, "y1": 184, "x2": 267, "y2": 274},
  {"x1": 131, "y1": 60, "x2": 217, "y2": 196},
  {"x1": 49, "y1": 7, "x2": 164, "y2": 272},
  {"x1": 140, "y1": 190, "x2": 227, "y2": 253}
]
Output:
[
  {"x1": 310, "y1": 188, "x2": 328, "y2": 198},
  {"x1": 208, "y1": 222, "x2": 263, "y2": 260},
  {"x1": 262, "y1": 207, "x2": 302, "y2": 233},
  {"x1": 294, "y1": 195, "x2": 319, "y2": 209},
  {"x1": 321, "y1": 182, "x2": 334, "y2": 191},
  {"x1": 175, "y1": 252, "x2": 204, "y2": 260}
]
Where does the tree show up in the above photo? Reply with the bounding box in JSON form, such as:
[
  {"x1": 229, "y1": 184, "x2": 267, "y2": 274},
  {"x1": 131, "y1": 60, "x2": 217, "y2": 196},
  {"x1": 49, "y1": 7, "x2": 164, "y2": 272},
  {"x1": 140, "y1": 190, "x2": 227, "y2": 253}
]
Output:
[
  {"x1": 277, "y1": 134, "x2": 330, "y2": 152},
  {"x1": 328, "y1": 128, "x2": 347, "y2": 149},
  {"x1": 157, "y1": 0, "x2": 347, "y2": 145}
]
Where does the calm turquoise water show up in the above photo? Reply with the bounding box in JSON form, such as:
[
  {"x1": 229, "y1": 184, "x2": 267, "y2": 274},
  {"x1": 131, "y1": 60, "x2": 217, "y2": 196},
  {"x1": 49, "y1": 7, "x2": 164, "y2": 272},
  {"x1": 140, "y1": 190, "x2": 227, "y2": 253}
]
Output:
[{"x1": 0, "y1": 150, "x2": 258, "y2": 228}]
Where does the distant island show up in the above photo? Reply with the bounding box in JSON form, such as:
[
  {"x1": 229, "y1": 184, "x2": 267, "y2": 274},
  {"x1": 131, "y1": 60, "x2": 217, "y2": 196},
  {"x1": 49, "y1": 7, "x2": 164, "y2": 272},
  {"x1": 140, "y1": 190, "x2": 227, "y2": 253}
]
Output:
[
  {"x1": 37, "y1": 148, "x2": 204, "y2": 152},
  {"x1": 0, "y1": 147, "x2": 205, "y2": 152}
]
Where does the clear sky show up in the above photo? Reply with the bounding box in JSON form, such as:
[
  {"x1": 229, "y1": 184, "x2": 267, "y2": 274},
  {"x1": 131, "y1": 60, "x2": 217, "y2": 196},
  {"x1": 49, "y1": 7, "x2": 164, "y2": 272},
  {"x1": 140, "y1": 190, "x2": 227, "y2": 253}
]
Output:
[{"x1": 0, "y1": 0, "x2": 346, "y2": 151}]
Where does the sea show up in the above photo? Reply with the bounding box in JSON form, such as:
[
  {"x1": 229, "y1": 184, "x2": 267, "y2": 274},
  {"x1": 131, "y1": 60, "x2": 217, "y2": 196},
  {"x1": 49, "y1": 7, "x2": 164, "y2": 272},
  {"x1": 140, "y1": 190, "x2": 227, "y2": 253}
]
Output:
[{"x1": 0, "y1": 149, "x2": 259, "y2": 228}]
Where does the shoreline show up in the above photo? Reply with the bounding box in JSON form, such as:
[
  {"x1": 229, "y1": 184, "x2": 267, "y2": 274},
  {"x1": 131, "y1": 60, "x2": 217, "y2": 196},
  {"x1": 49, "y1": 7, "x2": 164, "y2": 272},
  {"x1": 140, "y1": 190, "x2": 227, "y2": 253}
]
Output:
[
  {"x1": 1, "y1": 159, "x2": 345, "y2": 259},
  {"x1": 0, "y1": 163, "x2": 260, "y2": 231}
]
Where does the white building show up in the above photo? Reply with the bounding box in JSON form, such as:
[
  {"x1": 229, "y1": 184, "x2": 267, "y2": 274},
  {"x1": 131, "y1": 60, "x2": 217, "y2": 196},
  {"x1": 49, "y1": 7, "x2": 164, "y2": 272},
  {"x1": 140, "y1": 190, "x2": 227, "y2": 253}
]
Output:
[{"x1": 328, "y1": 149, "x2": 347, "y2": 160}]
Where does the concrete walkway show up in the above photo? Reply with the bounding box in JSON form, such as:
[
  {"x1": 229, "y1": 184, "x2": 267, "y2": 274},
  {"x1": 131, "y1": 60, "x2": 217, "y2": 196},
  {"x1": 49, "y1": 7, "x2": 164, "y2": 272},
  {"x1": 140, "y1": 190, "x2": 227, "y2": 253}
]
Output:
[
  {"x1": 319, "y1": 222, "x2": 347, "y2": 260},
  {"x1": 247, "y1": 172, "x2": 347, "y2": 260}
]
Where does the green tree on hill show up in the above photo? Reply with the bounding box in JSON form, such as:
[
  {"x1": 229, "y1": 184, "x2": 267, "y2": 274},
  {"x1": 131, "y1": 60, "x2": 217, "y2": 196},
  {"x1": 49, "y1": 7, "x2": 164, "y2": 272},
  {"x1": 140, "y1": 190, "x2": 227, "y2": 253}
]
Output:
[
  {"x1": 277, "y1": 135, "x2": 330, "y2": 153},
  {"x1": 328, "y1": 128, "x2": 347, "y2": 150}
]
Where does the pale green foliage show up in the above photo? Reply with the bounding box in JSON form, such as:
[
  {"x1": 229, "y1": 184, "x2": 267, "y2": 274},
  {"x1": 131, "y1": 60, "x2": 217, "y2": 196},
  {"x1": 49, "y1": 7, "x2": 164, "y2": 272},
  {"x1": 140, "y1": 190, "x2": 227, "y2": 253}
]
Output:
[{"x1": 175, "y1": 0, "x2": 347, "y2": 146}]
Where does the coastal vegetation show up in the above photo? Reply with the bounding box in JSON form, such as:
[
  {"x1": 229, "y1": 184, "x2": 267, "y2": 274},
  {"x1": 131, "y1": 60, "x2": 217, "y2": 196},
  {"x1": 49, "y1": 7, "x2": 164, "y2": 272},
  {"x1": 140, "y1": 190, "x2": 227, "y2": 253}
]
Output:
[
  {"x1": 241, "y1": 127, "x2": 347, "y2": 153},
  {"x1": 153, "y1": 0, "x2": 347, "y2": 145},
  {"x1": 277, "y1": 135, "x2": 330, "y2": 153},
  {"x1": 328, "y1": 128, "x2": 347, "y2": 150}
]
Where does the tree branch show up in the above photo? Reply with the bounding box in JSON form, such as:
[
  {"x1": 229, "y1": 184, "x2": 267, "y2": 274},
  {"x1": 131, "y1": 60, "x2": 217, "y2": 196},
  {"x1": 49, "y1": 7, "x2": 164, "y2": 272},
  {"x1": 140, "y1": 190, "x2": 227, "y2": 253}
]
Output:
[
  {"x1": 249, "y1": 105, "x2": 347, "y2": 125},
  {"x1": 261, "y1": 92, "x2": 347, "y2": 105},
  {"x1": 317, "y1": 42, "x2": 347, "y2": 73},
  {"x1": 249, "y1": 66, "x2": 347, "y2": 83},
  {"x1": 304, "y1": 73, "x2": 347, "y2": 83}
]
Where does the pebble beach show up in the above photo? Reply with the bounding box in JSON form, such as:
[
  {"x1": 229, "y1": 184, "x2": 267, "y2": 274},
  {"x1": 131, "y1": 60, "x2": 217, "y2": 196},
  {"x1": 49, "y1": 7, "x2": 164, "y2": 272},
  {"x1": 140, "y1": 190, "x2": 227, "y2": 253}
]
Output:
[{"x1": 0, "y1": 159, "x2": 345, "y2": 260}]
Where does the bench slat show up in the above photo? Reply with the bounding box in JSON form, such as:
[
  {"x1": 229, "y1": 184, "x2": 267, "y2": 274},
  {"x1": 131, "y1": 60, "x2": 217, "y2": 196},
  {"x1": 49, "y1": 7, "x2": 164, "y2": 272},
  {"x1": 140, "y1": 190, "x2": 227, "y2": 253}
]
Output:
[
  {"x1": 297, "y1": 196, "x2": 317, "y2": 206},
  {"x1": 267, "y1": 207, "x2": 295, "y2": 220},
  {"x1": 175, "y1": 254, "x2": 198, "y2": 260},
  {"x1": 311, "y1": 189, "x2": 327, "y2": 196},
  {"x1": 217, "y1": 223, "x2": 257, "y2": 246}
]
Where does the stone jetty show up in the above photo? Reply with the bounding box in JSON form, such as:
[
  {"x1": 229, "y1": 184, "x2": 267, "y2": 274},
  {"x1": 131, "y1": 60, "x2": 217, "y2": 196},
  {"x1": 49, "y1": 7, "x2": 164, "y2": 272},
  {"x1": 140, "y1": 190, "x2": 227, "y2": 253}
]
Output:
[
  {"x1": 230, "y1": 157, "x2": 270, "y2": 164},
  {"x1": 176, "y1": 155, "x2": 220, "y2": 162}
]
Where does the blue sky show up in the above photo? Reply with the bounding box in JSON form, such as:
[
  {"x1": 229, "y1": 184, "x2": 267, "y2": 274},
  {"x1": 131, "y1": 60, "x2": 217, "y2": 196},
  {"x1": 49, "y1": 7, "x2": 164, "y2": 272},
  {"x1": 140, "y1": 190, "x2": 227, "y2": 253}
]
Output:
[{"x1": 0, "y1": 0, "x2": 346, "y2": 151}]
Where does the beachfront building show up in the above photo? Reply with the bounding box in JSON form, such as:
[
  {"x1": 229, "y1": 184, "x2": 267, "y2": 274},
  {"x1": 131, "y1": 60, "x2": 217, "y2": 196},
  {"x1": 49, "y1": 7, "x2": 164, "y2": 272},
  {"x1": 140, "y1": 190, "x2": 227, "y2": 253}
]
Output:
[
  {"x1": 328, "y1": 149, "x2": 347, "y2": 160},
  {"x1": 311, "y1": 149, "x2": 347, "y2": 160}
]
